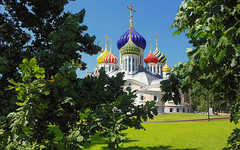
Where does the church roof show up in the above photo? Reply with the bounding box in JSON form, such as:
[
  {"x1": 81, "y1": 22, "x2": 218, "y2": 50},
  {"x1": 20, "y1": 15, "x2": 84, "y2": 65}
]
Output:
[{"x1": 108, "y1": 69, "x2": 164, "y2": 86}]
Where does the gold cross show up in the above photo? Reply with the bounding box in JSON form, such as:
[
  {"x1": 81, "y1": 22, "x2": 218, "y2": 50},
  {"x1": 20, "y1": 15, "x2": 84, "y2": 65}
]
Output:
[
  {"x1": 154, "y1": 33, "x2": 159, "y2": 41},
  {"x1": 110, "y1": 39, "x2": 113, "y2": 53},
  {"x1": 154, "y1": 33, "x2": 159, "y2": 48},
  {"x1": 127, "y1": 4, "x2": 136, "y2": 19},
  {"x1": 149, "y1": 39, "x2": 152, "y2": 53},
  {"x1": 104, "y1": 34, "x2": 110, "y2": 44}
]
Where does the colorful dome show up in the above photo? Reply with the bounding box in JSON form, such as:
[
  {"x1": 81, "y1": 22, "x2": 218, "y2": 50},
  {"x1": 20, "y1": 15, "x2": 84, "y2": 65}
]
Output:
[
  {"x1": 144, "y1": 52, "x2": 158, "y2": 63},
  {"x1": 104, "y1": 52, "x2": 118, "y2": 64},
  {"x1": 117, "y1": 27, "x2": 146, "y2": 50},
  {"x1": 162, "y1": 62, "x2": 171, "y2": 72},
  {"x1": 97, "y1": 49, "x2": 109, "y2": 64},
  {"x1": 153, "y1": 48, "x2": 166, "y2": 63},
  {"x1": 119, "y1": 39, "x2": 141, "y2": 56}
]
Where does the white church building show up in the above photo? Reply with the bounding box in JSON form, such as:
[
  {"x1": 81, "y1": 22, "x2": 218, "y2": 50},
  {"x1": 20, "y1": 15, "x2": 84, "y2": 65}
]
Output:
[{"x1": 90, "y1": 5, "x2": 191, "y2": 114}]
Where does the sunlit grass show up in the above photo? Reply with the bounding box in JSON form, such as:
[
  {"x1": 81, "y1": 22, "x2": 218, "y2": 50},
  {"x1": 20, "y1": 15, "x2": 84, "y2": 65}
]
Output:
[
  {"x1": 84, "y1": 114, "x2": 237, "y2": 150},
  {"x1": 146, "y1": 113, "x2": 230, "y2": 122}
]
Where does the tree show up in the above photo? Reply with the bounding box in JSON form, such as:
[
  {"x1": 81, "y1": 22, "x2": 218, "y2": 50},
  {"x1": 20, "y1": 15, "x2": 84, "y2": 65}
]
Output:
[
  {"x1": 0, "y1": 1, "x2": 157, "y2": 149},
  {"x1": 0, "y1": 58, "x2": 157, "y2": 149},
  {"x1": 161, "y1": 0, "x2": 240, "y2": 148},
  {"x1": 0, "y1": 0, "x2": 100, "y2": 120}
]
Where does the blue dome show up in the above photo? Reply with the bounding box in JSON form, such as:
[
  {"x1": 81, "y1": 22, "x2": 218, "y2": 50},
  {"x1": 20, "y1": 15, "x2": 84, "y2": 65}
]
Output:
[{"x1": 117, "y1": 28, "x2": 146, "y2": 50}]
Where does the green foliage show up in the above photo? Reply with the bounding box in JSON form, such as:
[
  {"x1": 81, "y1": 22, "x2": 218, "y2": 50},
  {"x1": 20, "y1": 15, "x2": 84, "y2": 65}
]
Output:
[
  {"x1": 0, "y1": 59, "x2": 157, "y2": 149},
  {"x1": 0, "y1": 1, "x2": 157, "y2": 149},
  {"x1": 0, "y1": 0, "x2": 101, "y2": 121},
  {"x1": 161, "y1": 0, "x2": 240, "y2": 148}
]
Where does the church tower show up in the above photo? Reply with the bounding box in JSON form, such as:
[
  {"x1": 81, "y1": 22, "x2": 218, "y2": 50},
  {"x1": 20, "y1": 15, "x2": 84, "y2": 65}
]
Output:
[
  {"x1": 153, "y1": 34, "x2": 166, "y2": 76},
  {"x1": 144, "y1": 39, "x2": 158, "y2": 74},
  {"x1": 104, "y1": 40, "x2": 118, "y2": 73},
  {"x1": 117, "y1": 5, "x2": 146, "y2": 74}
]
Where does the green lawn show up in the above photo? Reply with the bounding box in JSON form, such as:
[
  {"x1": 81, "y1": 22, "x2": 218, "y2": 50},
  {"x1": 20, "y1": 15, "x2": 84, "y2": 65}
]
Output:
[
  {"x1": 146, "y1": 113, "x2": 230, "y2": 122},
  {"x1": 84, "y1": 114, "x2": 238, "y2": 150}
]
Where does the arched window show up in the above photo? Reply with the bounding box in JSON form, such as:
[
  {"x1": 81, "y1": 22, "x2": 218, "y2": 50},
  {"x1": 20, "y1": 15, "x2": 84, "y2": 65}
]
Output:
[
  {"x1": 132, "y1": 58, "x2": 135, "y2": 71},
  {"x1": 154, "y1": 66, "x2": 156, "y2": 73},
  {"x1": 146, "y1": 65, "x2": 149, "y2": 71},
  {"x1": 161, "y1": 66, "x2": 163, "y2": 75},
  {"x1": 154, "y1": 95, "x2": 158, "y2": 101},
  {"x1": 129, "y1": 58, "x2": 131, "y2": 72},
  {"x1": 150, "y1": 65, "x2": 152, "y2": 72},
  {"x1": 140, "y1": 95, "x2": 144, "y2": 101},
  {"x1": 109, "y1": 66, "x2": 111, "y2": 72},
  {"x1": 157, "y1": 65, "x2": 159, "y2": 73},
  {"x1": 125, "y1": 58, "x2": 127, "y2": 71}
]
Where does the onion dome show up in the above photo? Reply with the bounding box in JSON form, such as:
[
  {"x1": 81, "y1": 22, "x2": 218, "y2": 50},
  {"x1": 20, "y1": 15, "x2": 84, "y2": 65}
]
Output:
[
  {"x1": 144, "y1": 39, "x2": 158, "y2": 63},
  {"x1": 119, "y1": 38, "x2": 141, "y2": 56},
  {"x1": 117, "y1": 27, "x2": 146, "y2": 50},
  {"x1": 104, "y1": 53, "x2": 118, "y2": 64},
  {"x1": 162, "y1": 62, "x2": 171, "y2": 72},
  {"x1": 153, "y1": 49, "x2": 166, "y2": 63},
  {"x1": 144, "y1": 52, "x2": 158, "y2": 63},
  {"x1": 104, "y1": 41, "x2": 118, "y2": 64},
  {"x1": 97, "y1": 48, "x2": 109, "y2": 64}
]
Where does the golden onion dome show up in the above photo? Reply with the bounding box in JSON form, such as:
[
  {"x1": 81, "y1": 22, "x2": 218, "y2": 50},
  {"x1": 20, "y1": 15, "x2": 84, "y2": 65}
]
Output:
[
  {"x1": 162, "y1": 62, "x2": 171, "y2": 72},
  {"x1": 97, "y1": 48, "x2": 109, "y2": 64}
]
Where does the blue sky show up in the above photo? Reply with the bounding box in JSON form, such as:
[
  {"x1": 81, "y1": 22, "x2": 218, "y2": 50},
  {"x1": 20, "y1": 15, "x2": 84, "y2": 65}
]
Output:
[{"x1": 64, "y1": 0, "x2": 192, "y2": 77}]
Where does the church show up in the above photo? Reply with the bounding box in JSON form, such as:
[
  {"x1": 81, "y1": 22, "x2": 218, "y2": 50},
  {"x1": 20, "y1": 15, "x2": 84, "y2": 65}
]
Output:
[{"x1": 91, "y1": 5, "x2": 191, "y2": 114}]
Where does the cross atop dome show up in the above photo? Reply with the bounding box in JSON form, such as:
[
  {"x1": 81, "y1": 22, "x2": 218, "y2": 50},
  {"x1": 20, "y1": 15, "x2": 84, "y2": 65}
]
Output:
[
  {"x1": 104, "y1": 34, "x2": 110, "y2": 50},
  {"x1": 110, "y1": 39, "x2": 113, "y2": 53},
  {"x1": 149, "y1": 39, "x2": 152, "y2": 53},
  {"x1": 154, "y1": 33, "x2": 159, "y2": 50},
  {"x1": 127, "y1": 4, "x2": 135, "y2": 28}
]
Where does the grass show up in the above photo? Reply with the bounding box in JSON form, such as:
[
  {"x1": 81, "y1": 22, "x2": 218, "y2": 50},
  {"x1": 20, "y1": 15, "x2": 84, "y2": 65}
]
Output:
[
  {"x1": 146, "y1": 113, "x2": 230, "y2": 122},
  {"x1": 84, "y1": 114, "x2": 238, "y2": 150}
]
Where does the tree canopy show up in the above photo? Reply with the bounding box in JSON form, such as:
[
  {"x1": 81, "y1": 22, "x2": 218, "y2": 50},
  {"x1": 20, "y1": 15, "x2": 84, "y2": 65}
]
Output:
[
  {"x1": 161, "y1": 0, "x2": 240, "y2": 148},
  {"x1": 0, "y1": 1, "x2": 157, "y2": 149}
]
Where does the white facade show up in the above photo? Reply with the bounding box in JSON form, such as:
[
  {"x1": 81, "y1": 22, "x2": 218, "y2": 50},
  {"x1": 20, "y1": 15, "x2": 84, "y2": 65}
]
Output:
[{"x1": 91, "y1": 6, "x2": 191, "y2": 114}]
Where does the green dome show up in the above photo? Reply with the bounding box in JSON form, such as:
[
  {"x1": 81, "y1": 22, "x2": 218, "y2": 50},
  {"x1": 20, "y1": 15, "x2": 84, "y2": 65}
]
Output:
[{"x1": 119, "y1": 39, "x2": 141, "y2": 56}]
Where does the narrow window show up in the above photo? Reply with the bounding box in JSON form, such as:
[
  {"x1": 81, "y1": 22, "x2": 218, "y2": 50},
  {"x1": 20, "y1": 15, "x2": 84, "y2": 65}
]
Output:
[
  {"x1": 161, "y1": 66, "x2": 163, "y2": 75},
  {"x1": 132, "y1": 58, "x2": 135, "y2": 71},
  {"x1": 170, "y1": 108, "x2": 173, "y2": 113},
  {"x1": 129, "y1": 58, "x2": 131, "y2": 72},
  {"x1": 177, "y1": 108, "x2": 179, "y2": 112},
  {"x1": 141, "y1": 95, "x2": 144, "y2": 101},
  {"x1": 125, "y1": 58, "x2": 127, "y2": 71},
  {"x1": 154, "y1": 95, "x2": 158, "y2": 101},
  {"x1": 183, "y1": 108, "x2": 185, "y2": 113},
  {"x1": 150, "y1": 65, "x2": 152, "y2": 72},
  {"x1": 157, "y1": 65, "x2": 159, "y2": 73},
  {"x1": 154, "y1": 66, "x2": 156, "y2": 73}
]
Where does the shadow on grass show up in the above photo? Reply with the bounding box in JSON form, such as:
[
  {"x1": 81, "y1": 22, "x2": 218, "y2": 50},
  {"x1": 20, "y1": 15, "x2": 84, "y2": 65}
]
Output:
[
  {"x1": 84, "y1": 134, "x2": 201, "y2": 150},
  {"x1": 117, "y1": 145, "x2": 200, "y2": 150}
]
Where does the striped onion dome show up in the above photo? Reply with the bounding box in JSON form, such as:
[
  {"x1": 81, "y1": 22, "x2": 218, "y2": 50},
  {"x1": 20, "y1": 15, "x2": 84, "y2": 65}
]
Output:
[
  {"x1": 144, "y1": 52, "x2": 158, "y2": 63},
  {"x1": 153, "y1": 48, "x2": 166, "y2": 63},
  {"x1": 104, "y1": 52, "x2": 118, "y2": 64},
  {"x1": 117, "y1": 27, "x2": 146, "y2": 50},
  {"x1": 162, "y1": 62, "x2": 171, "y2": 72},
  {"x1": 97, "y1": 49, "x2": 109, "y2": 64},
  {"x1": 119, "y1": 39, "x2": 141, "y2": 56}
]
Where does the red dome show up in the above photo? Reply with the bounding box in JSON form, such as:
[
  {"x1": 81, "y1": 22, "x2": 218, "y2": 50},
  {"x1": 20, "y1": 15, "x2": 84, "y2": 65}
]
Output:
[
  {"x1": 144, "y1": 52, "x2": 158, "y2": 63},
  {"x1": 104, "y1": 53, "x2": 118, "y2": 64}
]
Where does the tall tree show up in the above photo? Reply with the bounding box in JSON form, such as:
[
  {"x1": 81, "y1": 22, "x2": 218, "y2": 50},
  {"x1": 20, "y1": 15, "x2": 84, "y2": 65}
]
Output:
[
  {"x1": 0, "y1": 1, "x2": 157, "y2": 149},
  {"x1": 161, "y1": 0, "x2": 240, "y2": 148},
  {"x1": 0, "y1": 0, "x2": 100, "y2": 118}
]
